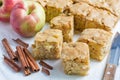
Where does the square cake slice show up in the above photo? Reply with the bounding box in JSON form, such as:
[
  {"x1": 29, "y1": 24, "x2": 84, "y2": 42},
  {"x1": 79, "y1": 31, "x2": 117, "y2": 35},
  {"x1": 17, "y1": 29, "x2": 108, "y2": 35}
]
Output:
[
  {"x1": 69, "y1": 2, "x2": 118, "y2": 32},
  {"x1": 50, "y1": 14, "x2": 74, "y2": 42},
  {"x1": 62, "y1": 42, "x2": 90, "y2": 76},
  {"x1": 32, "y1": 29, "x2": 63, "y2": 60},
  {"x1": 77, "y1": 29, "x2": 112, "y2": 61},
  {"x1": 45, "y1": 0, "x2": 73, "y2": 22},
  {"x1": 73, "y1": 0, "x2": 120, "y2": 17}
]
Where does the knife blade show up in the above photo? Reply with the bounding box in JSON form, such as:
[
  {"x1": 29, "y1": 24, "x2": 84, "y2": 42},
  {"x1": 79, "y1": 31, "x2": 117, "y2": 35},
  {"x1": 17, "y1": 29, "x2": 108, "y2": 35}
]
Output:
[{"x1": 103, "y1": 32, "x2": 120, "y2": 80}]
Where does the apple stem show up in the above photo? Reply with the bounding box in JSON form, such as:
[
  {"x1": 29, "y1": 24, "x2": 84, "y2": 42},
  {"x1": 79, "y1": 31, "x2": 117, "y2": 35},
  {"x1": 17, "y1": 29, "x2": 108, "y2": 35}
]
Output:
[{"x1": 28, "y1": 6, "x2": 35, "y2": 15}]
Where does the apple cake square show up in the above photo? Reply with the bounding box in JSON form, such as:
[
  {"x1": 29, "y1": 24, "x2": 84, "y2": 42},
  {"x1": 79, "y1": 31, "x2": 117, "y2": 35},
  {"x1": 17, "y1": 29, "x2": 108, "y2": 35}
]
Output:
[
  {"x1": 69, "y1": 2, "x2": 118, "y2": 32},
  {"x1": 62, "y1": 42, "x2": 90, "y2": 76},
  {"x1": 45, "y1": 0, "x2": 73, "y2": 22},
  {"x1": 32, "y1": 29, "x2": 63, "y2": 60},
  {"x1": 72, "y1": 0, "x2": 120, "y2": 17},
  {"x1": 77, "y1": 29, "x2": 112, "y2": 61},
  {"x1": 50, "y1": 14, "x2": 74, "y2": 42}
]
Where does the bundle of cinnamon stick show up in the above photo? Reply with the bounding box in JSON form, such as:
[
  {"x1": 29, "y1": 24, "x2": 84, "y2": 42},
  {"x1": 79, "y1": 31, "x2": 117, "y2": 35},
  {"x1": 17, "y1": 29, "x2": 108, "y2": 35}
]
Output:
[
  {"x1": 2, "y1": 38, "x2": 53, "y2": 76},
  {"x1": 16, "y1": 46, "x2": 40, "y2": 76},
  {"x1": 2, "y1": 38, "x2": 39, "y2": 76}
]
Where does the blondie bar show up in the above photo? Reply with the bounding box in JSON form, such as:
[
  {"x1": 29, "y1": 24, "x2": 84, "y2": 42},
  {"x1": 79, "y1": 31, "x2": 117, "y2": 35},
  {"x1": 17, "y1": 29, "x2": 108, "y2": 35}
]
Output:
[
  {"x1": 45, "y1": 0, "x2": 73, "y2": 22},
  {"x1": 32, "y1": 29, "x2": 63, "y2": 60},
  {"x1": 50, "y1": 14, "x2": 74, "y2": 42},
  {"x1": 69, "y1": 2, "x2": 118, "y2": 32},
  {"x1": 77, "y1": 29, "x2": 112, "y2": 61},
  {"x1": 73, "y1": 0, "x2": 120, "y2": 17},
  {"x1": 62, "y1": 42, "x2": 90, "y2": 76}
]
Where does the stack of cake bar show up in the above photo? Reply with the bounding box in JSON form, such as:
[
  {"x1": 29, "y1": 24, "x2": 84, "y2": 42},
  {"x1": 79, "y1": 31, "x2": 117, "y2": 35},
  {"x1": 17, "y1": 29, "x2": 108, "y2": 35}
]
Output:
[{"x1": 32, "y1": 0, "x2": 120, "y2": 76}]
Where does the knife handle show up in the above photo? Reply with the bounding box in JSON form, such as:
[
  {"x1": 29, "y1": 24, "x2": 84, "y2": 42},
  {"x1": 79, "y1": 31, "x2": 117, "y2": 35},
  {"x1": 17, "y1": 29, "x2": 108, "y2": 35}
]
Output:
[{"x1": 103, "y1": 64, "x2": 117, "y2": 80}]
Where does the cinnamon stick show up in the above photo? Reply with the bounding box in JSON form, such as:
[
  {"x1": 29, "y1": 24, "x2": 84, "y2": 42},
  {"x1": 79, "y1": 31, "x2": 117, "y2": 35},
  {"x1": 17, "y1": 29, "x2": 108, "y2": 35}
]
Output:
[
  {"x1": 13, "y1": 38, "x2": 29, "y2": 48},
  {"x1": 26, "y1": 56, "x2": 37, "y2": 72},
  {"x1": 23, "y1": 48, "x2": 40, "y2": 72},
  {"x1": 2, "y1": 38, "x2": 17, "y2": 61},
  {"x1": 4, "y1": 55, "x2": 21, "y2": 72},
  {"x1": 16, "y1": 47, "x2": 32, "y2": 76},
  {"x1": 24, "y1": 69, "x2": 31, "y2": 76},
  {"x1": 42, "y1": 67, "x2": 50, "y2": 75},
  {"x1": 21, "y1": 48, "x2": 30, "y2": 68},
  {"x1": 39, "y1": 60, "x2": 53, "y2": 70},
  {"x1": 16, "y1": 46, "x2": 29, "y2": 70}
]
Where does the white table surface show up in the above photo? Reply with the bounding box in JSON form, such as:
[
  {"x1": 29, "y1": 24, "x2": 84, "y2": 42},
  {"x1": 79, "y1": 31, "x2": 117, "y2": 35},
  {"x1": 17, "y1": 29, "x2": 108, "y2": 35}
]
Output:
[{"x1": 0, "y1": 21, "x2": 120, "y2": 80}]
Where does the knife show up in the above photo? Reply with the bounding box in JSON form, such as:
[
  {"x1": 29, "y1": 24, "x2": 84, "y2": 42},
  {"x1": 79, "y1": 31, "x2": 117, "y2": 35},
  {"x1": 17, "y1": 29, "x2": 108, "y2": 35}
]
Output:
[{"x1": 103, "y1": 32, "x2": 120, "y2": 80}]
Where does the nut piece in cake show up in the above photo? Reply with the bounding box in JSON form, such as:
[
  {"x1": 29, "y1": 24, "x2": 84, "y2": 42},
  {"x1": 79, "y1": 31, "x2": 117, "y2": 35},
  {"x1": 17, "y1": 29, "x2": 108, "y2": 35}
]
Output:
[
  {"x1": 50, "y1": 14, "x2": 74, "y2": 42},
  {"x1": 69, "y1": 2, "x2": 118, "y2": 32},
  {"x1": 45, "y1": 0, "x2": 73, "y2": 22},
  {"x1": 32, "y1": 29, "x2": 63, "y2": 60},
  {"x1": 77, "y1": 29, "x2": 112, "y2": 61},
  {"x1": 62, "y1": 42, "x2": 90, "y2": 76}
]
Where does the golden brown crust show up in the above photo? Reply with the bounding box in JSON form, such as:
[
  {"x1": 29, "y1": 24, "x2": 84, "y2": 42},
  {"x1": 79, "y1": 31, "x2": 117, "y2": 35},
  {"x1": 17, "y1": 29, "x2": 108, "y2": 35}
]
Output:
[
  {"x1": 78, "y1": 29, "x2": 112, "y2": 46},
  {"x1": 35, "y1": 29, "x2": 62, "y2": 43},
  {"x1": 50, "y1": 14, "x2": 74, "y2": 42},
  {"x1": 45, "y1": 0, "x2": 73, "y2": 22},
  {"x1": 72, "y1": 0, "x2": 120, "y2": 17},
  {"x1": 69, "y1": 2, "x2": 118, "y2": 32},
  {"x1": 62, "y1": 42, "x2": 89, "y2": 60},
  {"x1": 32, "y1": 29, "x2": 63, "y2": 60},
  {"x1": 77, "y1": 29, "x2": 112, "y2": 61},
  {"x1": 46, "y1": 0, "x2": 73, "y2": 9},
  {"x1": 62, "y1": 42, "x2": 90, "y2": 75}
]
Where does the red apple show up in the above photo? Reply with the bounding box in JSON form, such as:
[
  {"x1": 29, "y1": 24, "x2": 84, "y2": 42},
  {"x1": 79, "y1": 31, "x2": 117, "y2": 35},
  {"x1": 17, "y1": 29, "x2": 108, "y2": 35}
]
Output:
[
  {"x1": 10, "y1": 0, "x2": 45, "y2": 37},
  {"x1": 0, "y1": 0, "x2": 21, "y2": 22}
]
